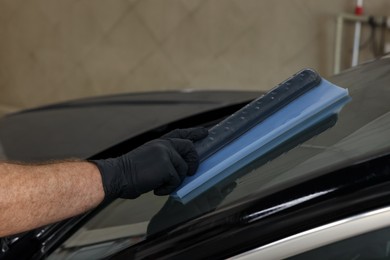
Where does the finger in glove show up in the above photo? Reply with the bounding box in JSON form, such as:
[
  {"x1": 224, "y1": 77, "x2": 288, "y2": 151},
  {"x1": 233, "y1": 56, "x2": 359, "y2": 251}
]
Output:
[{"x1": 168, "y1": 138, "x2": 200, "y2": 176}]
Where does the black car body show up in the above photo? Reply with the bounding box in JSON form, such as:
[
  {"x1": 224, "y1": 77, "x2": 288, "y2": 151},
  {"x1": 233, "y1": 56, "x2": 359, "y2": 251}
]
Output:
[{"x1": 1, "y1": 58, "x2": 390, "y2": 259}]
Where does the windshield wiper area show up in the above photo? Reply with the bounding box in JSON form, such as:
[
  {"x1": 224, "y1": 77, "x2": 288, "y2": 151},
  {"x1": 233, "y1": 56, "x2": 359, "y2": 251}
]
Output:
[
  {"x1": 147, "y1": 113, "x2": 339, "y2": 236},
  {"x1": 1, "y1": 234, "x2": 23, "y2": 255}
]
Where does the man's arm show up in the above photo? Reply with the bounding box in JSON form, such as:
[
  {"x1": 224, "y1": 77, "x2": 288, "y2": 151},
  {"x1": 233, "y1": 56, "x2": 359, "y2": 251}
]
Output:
[
  {"x1": 0, "y1": 161, "x2": 104, "y2": 237},
  {"x1": 0, "y1": 127, "x2": 208, "y2": 237}
]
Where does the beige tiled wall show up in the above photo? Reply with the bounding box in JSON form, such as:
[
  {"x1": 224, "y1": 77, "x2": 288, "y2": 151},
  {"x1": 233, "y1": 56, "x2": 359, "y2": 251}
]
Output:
[{"x1": 0, "y1": 0, "x2": 389, "y2": 115}]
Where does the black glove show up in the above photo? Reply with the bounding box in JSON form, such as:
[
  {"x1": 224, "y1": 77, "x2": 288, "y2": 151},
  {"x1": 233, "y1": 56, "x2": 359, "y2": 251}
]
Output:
[{"x1": 90, "y1": 127, "x2": 208, "y2": 200}]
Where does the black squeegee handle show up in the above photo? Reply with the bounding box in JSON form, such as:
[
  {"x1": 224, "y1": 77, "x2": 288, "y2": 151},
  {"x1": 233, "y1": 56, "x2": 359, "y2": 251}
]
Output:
[{"x1": 194, "y1": 69, "x2": 322, "y2": 162}]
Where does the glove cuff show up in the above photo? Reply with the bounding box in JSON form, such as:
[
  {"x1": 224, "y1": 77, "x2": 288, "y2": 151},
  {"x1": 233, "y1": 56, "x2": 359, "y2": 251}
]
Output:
[{"x1": 89, "y1": 159, "x2": 139, "y2": 200}]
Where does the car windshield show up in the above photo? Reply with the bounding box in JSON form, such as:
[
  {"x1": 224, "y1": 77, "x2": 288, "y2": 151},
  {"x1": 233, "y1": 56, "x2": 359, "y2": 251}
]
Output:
[{"x1": 47, "y1": 59, "x2": 390, "y2": 259}]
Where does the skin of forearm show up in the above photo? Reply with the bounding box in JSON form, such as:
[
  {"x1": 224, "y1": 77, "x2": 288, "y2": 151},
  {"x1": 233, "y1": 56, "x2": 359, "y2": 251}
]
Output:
[{"x1": 0, "y1": 161, "x2": 105, "y2": 237}]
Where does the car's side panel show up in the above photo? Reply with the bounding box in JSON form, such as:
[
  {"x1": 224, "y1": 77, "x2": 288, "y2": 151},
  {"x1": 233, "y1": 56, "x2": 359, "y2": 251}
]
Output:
[{"x1": 231, "y1": 206, "x2": 390, "y2": 259}]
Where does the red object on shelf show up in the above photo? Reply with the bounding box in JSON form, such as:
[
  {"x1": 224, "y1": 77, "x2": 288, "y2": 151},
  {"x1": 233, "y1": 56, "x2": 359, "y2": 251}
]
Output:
[{"x1": 355, "y1": 6, "x2": 363, "y2": 15}]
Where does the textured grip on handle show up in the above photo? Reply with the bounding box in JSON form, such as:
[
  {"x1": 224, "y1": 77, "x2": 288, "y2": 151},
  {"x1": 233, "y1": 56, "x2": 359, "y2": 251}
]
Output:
[{"x1": 194, "y1": 69, "x2": 322, "y2": 162}]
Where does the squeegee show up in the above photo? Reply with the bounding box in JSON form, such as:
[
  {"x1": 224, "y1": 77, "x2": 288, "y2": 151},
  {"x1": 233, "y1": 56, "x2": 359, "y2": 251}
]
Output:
[{"x1": 171, "y1": 69, "x2": 351, "y2": 204}]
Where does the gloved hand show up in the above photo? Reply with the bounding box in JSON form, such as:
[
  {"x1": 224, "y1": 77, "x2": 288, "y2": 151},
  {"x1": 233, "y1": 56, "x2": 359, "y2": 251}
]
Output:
[{"x1": 90, "y1": 127, "x2": 208, "y2": 200}]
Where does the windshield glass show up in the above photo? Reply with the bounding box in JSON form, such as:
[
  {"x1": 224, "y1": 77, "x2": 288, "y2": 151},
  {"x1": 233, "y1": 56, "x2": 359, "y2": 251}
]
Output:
[{"x1": 50, "y1": 60, "x2": 390, "y2": 259}]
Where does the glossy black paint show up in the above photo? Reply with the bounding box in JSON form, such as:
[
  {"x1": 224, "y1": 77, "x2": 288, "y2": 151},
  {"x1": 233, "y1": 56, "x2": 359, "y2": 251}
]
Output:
[{"x1": 112, "y1": 154, "x2": 390, "y2": 259}]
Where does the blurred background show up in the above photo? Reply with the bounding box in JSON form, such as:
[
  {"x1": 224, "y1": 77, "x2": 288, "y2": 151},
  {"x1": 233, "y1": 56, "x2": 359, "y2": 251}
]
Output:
[{"x1": 1, "y1": 0, "x2": 389, "y2": 116}]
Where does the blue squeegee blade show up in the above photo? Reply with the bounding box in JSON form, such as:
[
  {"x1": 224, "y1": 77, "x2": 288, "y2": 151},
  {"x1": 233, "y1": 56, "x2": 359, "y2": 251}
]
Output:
[
  {"x1": 176, "y1": 95, "x2": 350, "y2": 204},
  {"x1": 171, "y1": 76, "x2": 351, "y2": 204}
]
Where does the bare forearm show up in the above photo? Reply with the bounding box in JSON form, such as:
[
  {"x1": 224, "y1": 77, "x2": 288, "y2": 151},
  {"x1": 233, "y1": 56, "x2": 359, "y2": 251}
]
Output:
[
  {"x1": 0, "y1": 128, "x2": 208, "y2": 237},
  {"x1": 0, "y1": 161, "x2": 104, "y2": 237}
]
